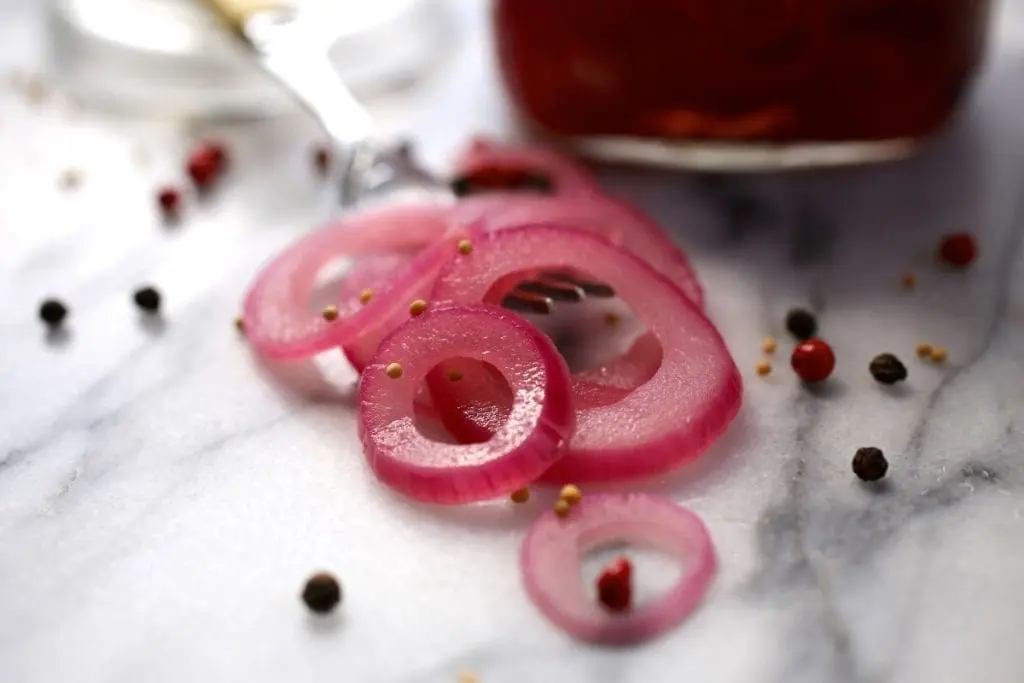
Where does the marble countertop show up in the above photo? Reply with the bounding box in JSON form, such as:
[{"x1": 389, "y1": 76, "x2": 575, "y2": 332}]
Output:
[{"x1": 4, "y1": 2, "x2": 1024, "y2": 682}]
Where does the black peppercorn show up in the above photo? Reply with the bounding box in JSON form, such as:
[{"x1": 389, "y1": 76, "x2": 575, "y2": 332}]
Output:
[
  {"x1": 39, "y1": 299, "x2": 68, "y2": 327},
  {"x1": 302, "y1": 572, "x2": 341, "y2": 614},
  {"x1": 852, "y1": 447, "x2": 888, "y2": 482},
  {"x1": 133, "y1": 286, "x2": 161, "y2": 313},
  {"x1": 785, "y1": 308, "x2": 818, "y2": 340},
  {"x1": 869, "y1": 353, "x2": 907, "y2": 384}
]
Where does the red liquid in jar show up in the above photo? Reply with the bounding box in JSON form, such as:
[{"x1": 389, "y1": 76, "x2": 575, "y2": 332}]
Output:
[{"x1": 494, "y1": 0, "x2": 992, "y2": 144}]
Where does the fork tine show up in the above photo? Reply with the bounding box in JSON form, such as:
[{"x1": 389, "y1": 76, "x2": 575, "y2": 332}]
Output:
[
  {"x1": 538, "y1": 271, "x2": 616, "y2": 298},
  {"x1": 514, "y1": 280, "x2": 585, "y2": 302},
  {"x1": 501, "y1": 292, "x2": 553, "y2": 315}
]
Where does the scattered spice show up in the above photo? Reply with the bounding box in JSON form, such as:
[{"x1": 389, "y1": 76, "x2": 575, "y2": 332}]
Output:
[
  {"x1": 447, "y1": 370, "x2": 463, "y2": 382},
  {"x1": 559, "y1": 484, "x2": 582, "y2": 506},
  {"x1": 132, "y1": 286, "x2": 161, "y2": 313},
  {"x1": 359, "y1": 289, "x2": 374, "y2": 305},
  {"x1": 755, "y1": 360, "x2": 772, "y2": 377},
  {"x1": 385, "y1": 362, "x2": 404, "y2": 379},
  {"x1": 234, "y1": 315, "x2": 246, "y2": 333},
  {"x1": 761, "y1": 336, "x2": 777, "y2": 354},
  {"x1": 901, "y1": 272, "x2": 917, "y2": 289},
  {"x1": 929, "y1": 346, "x2": 949, "y2": 363},
  {"x1": 313, "y1": 145, "x2": 331, "y2": 175},
  {"x1": 186, "y1": 141, "x2": 226, "y2": 191},
  {"x1": 458, "y1": 239, "x2": 473, "y2": 255},
  {"x1": 852, "y1": 447, "x2": 888, "y2": 482},
  {"x1": 157, "y1": 186, "x2": 182, "y2": 219},
  {"x1": 938, "y1": 232, "x2": 976, "y2": 268},
  {"x1": 596, "y1": 557, "x2": 633, "y2": 612},
  {"x1": 790, "y1": 338, "x2": 835, "y2": 383},
  {"x1": 915, "y1": 343, "x2": 933, "y2": 358},
  {"x1": 301, "y1": 572, "x2": 342, "y2": 614},
  {"x1": 553, "y1": 499, "x2": 572, "y2": 518},
  {"x1": 785, "y1": 308, "x2": 818, "y2": 340},
  {"x1": 510, "y1": 487, "x2": 530, "y2": 504},
  {"x1": 322, "y1": 305, "x2": 339, "y2": 322},
  {"x1": 39, "y1": 299, "x2": 68, "y2": 327},
  {"x1": 869, "y1": 353, "x2": 907, "y2": 384},
  {"x1": 603, "y1": 312, "x2": 620, "y2": 327},
  {"x1": 57, "y1": 168, "x2": 82, "y2": 191},
  {"x1": 409, "y1": 299, "x2": 428, "y2": 317}
]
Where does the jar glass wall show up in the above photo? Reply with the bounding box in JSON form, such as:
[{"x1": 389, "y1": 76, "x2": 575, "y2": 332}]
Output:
[
  {"x1": 493, "y1": 0, "x2": 993, "y2": 169},
  {"x1": 48, "y1": 0, "x2": 453, "y2": 116}
]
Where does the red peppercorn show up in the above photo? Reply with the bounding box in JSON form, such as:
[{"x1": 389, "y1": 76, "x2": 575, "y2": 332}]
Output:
[
  {"x1": 596, "y1": 556, "x2": 633, "y2": 612},
  {"x1": 790, "y1": 338, "x2": 836, "y2": 383},
  {"x1": 156, "y1": 186, "x2": 181, "y2": 217},
  {"x1": 206, "y1": 141, "x2": 227, "y2": 168},
  {"x1": 938, "y1": 232, "x2": 976, "y2": 268},
  {"x1": 186, "y1": 141, "x2": 227, "y2": 191}
]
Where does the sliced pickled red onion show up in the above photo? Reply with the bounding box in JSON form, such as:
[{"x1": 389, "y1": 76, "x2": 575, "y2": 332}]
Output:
[
  {"x1": 242, "y1": 202, "x2": 450, "y2": 360},
  {"x1": 431, "y1": 224, "x2": 741, "y2": 483},
  {"x1": 335, "y1": 252, "x2": 416, "y2": 309},
  {"x1": 429, "y1": 331, "x2": 661, "y2": 443},
  {"x1": 426, "y1": 357, "x2": 513, "y2": 444},
  {"x1": 449, "y1": 194, "x2": 704, "y2": 308},
  {"x1": 341, "y1": 239, "x2": 464, "y2": 372},
  {"x1": 520, "y1": 493, "x2": 716, "y2": 645},
  {"x1": 573, "y1": 332, "x2": 662, "y2": 408},
  {"x1": 358, "y1": 304, "x2": 574, "y2": 504},
  {"x1": 454, "y1": 137, "x2": 601, "y2": 196}
]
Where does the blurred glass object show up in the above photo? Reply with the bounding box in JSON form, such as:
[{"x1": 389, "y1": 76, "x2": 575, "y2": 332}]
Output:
[
  {"x1": 47, "y1": 0, "x2": 453, "y2": 116},
  {"x1": 493, "y1": 0, "x2": 993, "y2": 169}
]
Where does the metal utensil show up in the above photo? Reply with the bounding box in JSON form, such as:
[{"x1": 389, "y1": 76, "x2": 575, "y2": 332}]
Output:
[
  {"x1": 201, "y1": 0, "x2": 616, "y2": 316},
  {"x1": 201, "y1": 0, "x2": 452, "y2": 209}
]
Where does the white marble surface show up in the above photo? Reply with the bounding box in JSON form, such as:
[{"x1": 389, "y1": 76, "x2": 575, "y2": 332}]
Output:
[{"x1": 4, "y1": 2, "x2": 1024, "y2": 682}]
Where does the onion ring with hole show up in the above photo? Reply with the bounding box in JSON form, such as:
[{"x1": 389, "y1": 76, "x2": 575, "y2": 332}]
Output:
[
  {"x1": 358, "y1": 303, "x2": 575, "y2": 504},
  {"x1": 449, "y1": 194, "x2": 704, "y2": 309},
  {"x1": 521, "y1": 492, "x2": 716, "y2": 645}
]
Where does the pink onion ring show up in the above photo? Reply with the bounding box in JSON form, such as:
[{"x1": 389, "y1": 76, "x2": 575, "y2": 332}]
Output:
[
  {"x1": 358, "y1": 303, "x2": 575, "y2": 504},
  {"x1": 520, "y1": 492, "x2": 716, "y2": 645},
  {"x1": 431, "y1": 224, "x2": 742, "y2": 483},
  {"x1": 454, "y1": 136, "x2": 601, "y2": 196},
  {"x1": 449, "y1": 194, "x2": 704, "y2": 309},
  {"x1": 242, "y1": 202, "x2": 450, "y2": 360},
  {"x1": 572, "y1": 331, "x2": 663, "y2": 408}
]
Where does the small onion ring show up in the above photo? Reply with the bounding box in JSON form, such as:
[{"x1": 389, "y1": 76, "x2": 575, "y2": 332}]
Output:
[
  {"x1": 358, "y1": 303, "x2": 574, "y2": 504},
  {"x1": 520, "y1": 492, "x2": 716, "y2": 645}
]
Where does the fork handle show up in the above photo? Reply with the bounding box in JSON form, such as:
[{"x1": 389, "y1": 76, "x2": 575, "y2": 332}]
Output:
[{"x1": 260, "y1": 49, "x2": 374, "y2": 147}]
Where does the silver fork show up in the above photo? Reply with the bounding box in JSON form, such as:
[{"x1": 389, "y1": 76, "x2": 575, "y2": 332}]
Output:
[
  {"x1": 202, "y1": 0, "x2": 451, "y2": 208},
  {"x1": 203, "y1": 0, "x2": 616, "y2": 308}
]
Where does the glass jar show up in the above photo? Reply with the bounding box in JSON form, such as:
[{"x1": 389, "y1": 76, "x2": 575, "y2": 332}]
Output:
[
  {"x1": 48, "y1": 0, "x2": 453, "y2": 116},
  {"x1": 493, "y1": 0, "x2": 993, "y2": 169}
]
